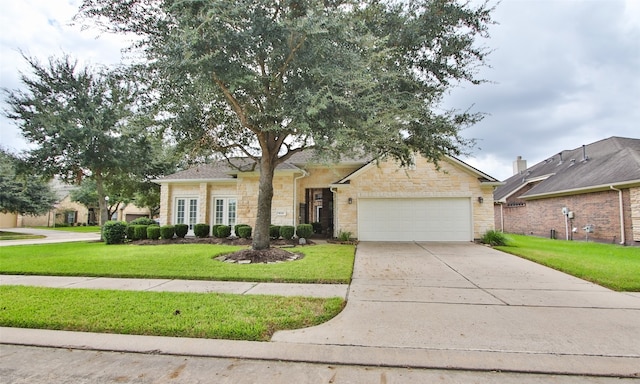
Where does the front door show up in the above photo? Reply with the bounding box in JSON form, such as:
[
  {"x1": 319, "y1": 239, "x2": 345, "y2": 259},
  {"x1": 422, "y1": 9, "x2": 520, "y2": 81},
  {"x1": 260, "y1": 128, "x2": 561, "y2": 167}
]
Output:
[{"x1": 213, "y1": 197, "x2": 237, "y2": 234}]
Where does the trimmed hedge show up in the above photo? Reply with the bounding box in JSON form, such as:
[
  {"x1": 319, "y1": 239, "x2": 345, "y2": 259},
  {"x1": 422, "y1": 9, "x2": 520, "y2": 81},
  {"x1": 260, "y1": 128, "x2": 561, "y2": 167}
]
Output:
[
  {"x1": 296, "y1": 224, "x2": 313, "y2": 239},
  {"x1": 279, "y1": 225, "x2": 295, "y2": 240},
  {"x1": 132, "y1": 225, "x2": 148, "y2": 241},
  {"x1": 125, "y1": 225, "x2": 136, "y2": 240},
  {"x1": 269, "y1": 225, "x2": 281, "y2": 239},
  {"x1": 194, "y1": 223, "x2": 210, "y2": 238},
  {"x1": 103, "y1": 221, "x2": 127, "y2": 245},
  {"x1": 215, "y1": 225, "x2": 231, "y2": 238},
  {"x1": 160, "y1": 225, "x2": 175, "y2": 240},
  {"x1": 129, "y1": 217, "x2": 156, "y2": 226},
  {"x1": 175, "y1": 224, "x2": 189, "y2": 238},
  {"x1": 237, "y1": 225, "x2": 252, "y2": 239},
  {"x1": 147, "y1": 225, "x2": 161, "y2": 240}
]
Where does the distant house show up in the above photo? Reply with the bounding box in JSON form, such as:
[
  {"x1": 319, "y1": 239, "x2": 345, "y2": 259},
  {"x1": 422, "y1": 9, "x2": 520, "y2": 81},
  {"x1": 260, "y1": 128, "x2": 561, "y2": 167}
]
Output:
[
  {"x1": 494, "y1": 136, "x2": 640, "y2": 245},
  {"x1": 154, "y1": 151, "x2": 501, "y2": 241},
  {"x1": 16, "y1": 178, "x2": 152, "y2": 228}
]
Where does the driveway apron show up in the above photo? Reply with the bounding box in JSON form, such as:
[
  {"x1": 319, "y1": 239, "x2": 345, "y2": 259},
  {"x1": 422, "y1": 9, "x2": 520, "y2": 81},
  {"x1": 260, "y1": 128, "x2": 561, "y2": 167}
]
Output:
[{"x1": 273, "y1": 242, "x2": 640, "y2": 362}]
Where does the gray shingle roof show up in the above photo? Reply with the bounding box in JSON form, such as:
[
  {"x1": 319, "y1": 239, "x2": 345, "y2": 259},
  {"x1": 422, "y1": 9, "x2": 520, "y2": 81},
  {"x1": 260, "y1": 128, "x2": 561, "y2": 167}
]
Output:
[{"x1": 494, "y1": 136, "x2": 640, "y2": 201}]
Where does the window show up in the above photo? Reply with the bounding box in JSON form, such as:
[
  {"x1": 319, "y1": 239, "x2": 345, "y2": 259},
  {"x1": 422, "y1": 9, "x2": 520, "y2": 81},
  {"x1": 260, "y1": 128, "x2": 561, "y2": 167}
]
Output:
[{"x1": 175, "y1": 197, "x2": 198, "y2": 231}]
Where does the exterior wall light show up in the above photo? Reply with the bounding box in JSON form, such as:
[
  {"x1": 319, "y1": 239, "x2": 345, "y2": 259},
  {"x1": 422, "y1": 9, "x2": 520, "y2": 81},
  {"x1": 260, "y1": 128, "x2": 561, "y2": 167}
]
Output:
[
  {"x1": 348, "y1": 197, "x2": 353, "y2": 204},
  {"x1": 477, "y1": 196, "x2": 483, "y2": 204}
]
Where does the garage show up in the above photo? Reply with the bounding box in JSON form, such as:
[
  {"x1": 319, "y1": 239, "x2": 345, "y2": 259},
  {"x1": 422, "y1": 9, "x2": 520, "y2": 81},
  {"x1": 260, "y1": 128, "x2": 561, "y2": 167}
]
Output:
[{"x1": 357, "y1": 198, "x2": 472, "y2": 241}]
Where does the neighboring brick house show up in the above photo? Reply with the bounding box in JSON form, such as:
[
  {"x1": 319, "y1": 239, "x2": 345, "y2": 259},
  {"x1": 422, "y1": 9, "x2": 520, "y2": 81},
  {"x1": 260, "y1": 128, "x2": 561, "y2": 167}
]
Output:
[
  {"x1": 154, "y1": 152, "x2": 501, "y2": 241},
  {"x1": 494, "y1": 137, "x2": 640, "y2": 245}
]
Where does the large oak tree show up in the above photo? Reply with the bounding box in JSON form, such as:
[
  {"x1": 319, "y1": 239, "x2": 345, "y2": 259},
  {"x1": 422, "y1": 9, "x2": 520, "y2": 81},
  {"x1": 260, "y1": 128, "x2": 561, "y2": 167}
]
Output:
[{"x1": 79, "y1": 0, "x2": 494, "y2": 249}]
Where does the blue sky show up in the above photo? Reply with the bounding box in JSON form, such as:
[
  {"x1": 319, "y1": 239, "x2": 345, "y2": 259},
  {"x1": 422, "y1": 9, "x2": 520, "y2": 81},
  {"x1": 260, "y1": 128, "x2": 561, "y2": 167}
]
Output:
[{"x1": 1, "y1": 0, "x2": 639, "y2": 180}]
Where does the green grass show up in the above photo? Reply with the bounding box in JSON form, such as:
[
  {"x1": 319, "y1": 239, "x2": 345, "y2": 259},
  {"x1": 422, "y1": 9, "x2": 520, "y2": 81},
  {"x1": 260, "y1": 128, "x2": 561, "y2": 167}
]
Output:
[
  {"x1": 0, "y1": 285, "x2": 344, "y2": 341},
  {"x1": 0, "y1": 231, "x2": 45, "y2": 241},
  {"x1": 32, "y1": 225, "x2": 101, "y2": 233},
  {"x1": 496, "y1": 234, "x2": 640, "y2": 291},
  {"x1": 0, "y1": 242, "x2": 355, "y2": 284}
]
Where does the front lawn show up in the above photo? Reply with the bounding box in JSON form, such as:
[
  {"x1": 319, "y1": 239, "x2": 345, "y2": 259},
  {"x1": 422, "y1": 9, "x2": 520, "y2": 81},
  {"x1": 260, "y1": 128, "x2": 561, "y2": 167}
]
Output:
[
  {"x1": 0, "y1": 242, "x2": 355, "y2": 284},
  {"x1": 0, "y1": 285, "x2": 344, "y2": 341},
  {"x1": 496, "y1": 234, "x2": 640, "y2": 291},
  {"x1": 0, "y1": 231, "x2": 45, "y2": 241}
]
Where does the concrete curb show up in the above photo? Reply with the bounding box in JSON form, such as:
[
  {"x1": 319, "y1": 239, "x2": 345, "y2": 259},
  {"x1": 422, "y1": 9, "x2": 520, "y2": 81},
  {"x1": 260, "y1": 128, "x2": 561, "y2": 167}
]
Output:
[{"x1": 1, "y1": 327, "x2": 638, "y2": 378}]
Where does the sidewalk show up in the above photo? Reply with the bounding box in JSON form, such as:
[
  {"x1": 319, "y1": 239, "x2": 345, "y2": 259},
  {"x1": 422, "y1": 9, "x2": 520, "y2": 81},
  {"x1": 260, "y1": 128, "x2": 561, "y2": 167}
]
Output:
[{"x1": 0, "y1": 275, "x2": 348, "y2": 299}]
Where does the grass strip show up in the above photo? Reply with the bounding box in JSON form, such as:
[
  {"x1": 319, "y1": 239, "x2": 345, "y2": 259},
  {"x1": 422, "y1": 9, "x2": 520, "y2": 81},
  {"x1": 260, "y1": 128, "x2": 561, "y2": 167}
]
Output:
[
  {"x1": 0, "y1": 243, "x2": 355, "y2": 284},
  {"x1": 0, "y1": 285, "x2": 345, "y2": 341},
  {"x1": 0, "y1": 231, "x2": 45, "y2": 241},
  {"x1": 496, "y1": 234, "x2": 640, "y2": 291}
]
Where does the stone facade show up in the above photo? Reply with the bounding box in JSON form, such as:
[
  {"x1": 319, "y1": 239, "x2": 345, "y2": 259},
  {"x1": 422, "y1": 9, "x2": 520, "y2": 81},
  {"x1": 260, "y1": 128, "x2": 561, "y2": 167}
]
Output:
[{"x1": 158, "y1": 155, "x2": 498, "y2": 240}]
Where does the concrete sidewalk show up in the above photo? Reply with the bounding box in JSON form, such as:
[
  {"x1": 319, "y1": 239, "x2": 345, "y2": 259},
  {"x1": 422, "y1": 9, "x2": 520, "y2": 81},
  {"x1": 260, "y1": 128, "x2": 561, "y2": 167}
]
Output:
[
  {"x1": 0, "y1": 275, "x2": 348, "y2": 299},
  {"x1": 2, "y1": 241, "x2": 639, "y2": 378}
]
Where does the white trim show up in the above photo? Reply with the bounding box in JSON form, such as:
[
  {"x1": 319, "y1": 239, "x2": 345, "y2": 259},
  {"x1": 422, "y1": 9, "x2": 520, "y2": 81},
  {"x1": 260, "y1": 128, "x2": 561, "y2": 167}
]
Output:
[
  {"x1": 174, "y1": 196, "x2": 199, "y2": 235},
  {"x1": 210, "y1": 196, "x2": 238, "y2": 235},
  {"x1": 522, "y1": 179, "x2": 640, "y2": 200}
]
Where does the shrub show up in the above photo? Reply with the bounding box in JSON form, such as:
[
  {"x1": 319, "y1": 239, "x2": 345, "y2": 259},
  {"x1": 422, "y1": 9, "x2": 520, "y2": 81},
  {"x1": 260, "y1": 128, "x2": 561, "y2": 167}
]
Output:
[
  {"x1": 175, "y1": 224, "x2": 189, "y2": 238},
  {"x1": 129, "y1": 217, "x2": 156, "y2": 226},
  {"x1": 125, "y1": 224, "x2": 136, "y2": 240},
  {"x1": 311, "y1": 222, "x2": 322, "y2": 234},
  {"x1": 194, "y1": 223, "x2": 210, "y2": 238},
  {"x1": 212, "y1": 225, "x2": 223, "y2": 237},
  {"x1": 338, "y1": 230, "x2": 352, "y2": 242},
  {"x1": 147, "y1": 225, "x2": 161, "y2": 240},
  {"x1": 237, "y1": 225, "x2": 252, "y2": 239},
  {"x1": 234, "y1": 224, "x2": 248, "y2": 236},
  {"x1": 103, "y1": 221, "x2": 127, "y2": 245},
  {"x1": 215, "y1": 225, "x2": 231, "y2": 238},
  {"x1": 280, "y1": 225, "x2": 295, "y2": 240},
  {"x1": 296, "y1": 224, "x2": 313, "y2": 239},
  {"x1": 160, "y1": 225, "x2": 175, "y2": 240},
  {"x1": 481, "y1": 230, "x2": 508, "y2": 246},
  {"x1": 132, "y1": 225, "x2": 148, "y2": 240},
  {"x1": 269, "y1": 225, "x2": 281, "y2": 239}
]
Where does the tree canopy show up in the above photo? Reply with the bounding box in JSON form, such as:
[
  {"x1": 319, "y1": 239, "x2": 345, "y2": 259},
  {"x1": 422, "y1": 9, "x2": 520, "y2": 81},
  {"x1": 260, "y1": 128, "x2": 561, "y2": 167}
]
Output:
[
  {"x1": 3, "y1": 54, "x2": 155, "y2": 226},
  {"x1": 78, "y1": 0, "x2": 494, "y2": 249},
  {"x1": 0, "y1": 148, "x2": 57, "y2": 216}
]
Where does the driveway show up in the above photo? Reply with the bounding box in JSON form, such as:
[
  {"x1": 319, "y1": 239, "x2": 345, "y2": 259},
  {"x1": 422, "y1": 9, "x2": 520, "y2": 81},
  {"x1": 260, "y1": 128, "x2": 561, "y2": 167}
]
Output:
[
  {"x1": 273, "y1": 242, "x2": 640, "y2": 375},
  {"x1": 0, "y1": 227, "x2": 100, "y2": 246}
]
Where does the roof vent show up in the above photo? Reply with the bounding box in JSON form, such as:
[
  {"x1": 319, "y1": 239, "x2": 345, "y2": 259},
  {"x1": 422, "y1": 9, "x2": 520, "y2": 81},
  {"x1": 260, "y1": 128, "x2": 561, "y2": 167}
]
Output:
[
  {"x1": 569, "y1": 159, "x2": 576, "y2": 166},
  {"x1": 581, "y1": 144, "x2": 590, "y2": 162},
  {"x1": 557, "y1": 152, "x2": 563, "y2": 166}
]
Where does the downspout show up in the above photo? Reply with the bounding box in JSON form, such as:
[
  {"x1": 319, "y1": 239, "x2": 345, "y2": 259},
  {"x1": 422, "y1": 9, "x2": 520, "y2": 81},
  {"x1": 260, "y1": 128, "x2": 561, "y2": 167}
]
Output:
[
  {"x1": 610, "y1": 186, "x2": 625, "y2": 245},
  {"x1": 292, "y1": 169, "x2": 309, "y2": 236},
  {"x1": 330, "y1": 187, "x2": 338, "y2": 239}
]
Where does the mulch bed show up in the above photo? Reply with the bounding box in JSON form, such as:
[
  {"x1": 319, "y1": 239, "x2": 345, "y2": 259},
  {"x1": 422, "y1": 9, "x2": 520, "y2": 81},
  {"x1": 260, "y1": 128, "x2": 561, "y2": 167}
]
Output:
[{"x1": 130, "y1": 237, "x2": 310, "y2": 263}]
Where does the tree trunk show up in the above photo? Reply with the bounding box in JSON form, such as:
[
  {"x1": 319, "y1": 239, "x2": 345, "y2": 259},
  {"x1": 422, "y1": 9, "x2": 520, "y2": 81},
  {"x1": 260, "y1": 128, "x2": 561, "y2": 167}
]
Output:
[
  {"x1": 252, "y1": 157, "x2": 276, "y2": 250},
  {"x1": 94, "y1": 172, "x2": 109, "y2": 241}
]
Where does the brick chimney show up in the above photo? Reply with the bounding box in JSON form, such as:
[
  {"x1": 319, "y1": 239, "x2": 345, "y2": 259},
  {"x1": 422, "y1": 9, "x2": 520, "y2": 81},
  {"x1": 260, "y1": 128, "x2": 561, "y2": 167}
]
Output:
[{"x1": 513, "y1": 156, "x2": 527, "y2": 175}]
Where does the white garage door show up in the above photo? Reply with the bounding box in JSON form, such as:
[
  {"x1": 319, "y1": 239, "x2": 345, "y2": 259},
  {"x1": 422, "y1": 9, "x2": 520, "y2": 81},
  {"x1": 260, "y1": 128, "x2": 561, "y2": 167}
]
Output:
[{"x1": 358, "y1": 198, "x2": 472, "y2": 241}]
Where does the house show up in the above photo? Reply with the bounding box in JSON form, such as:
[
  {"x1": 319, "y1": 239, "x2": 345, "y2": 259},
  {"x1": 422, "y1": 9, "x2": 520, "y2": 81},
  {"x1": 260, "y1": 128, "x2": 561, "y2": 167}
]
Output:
[
  {"x1": 154, "y1": 152, "x2": 501, "y2": 241},
  {"x1": 16, "y1": 178, "x2": 152, "y2": 228},
  {"x1": 493, "y1": 136, "x2": 640, "y2": 245}
]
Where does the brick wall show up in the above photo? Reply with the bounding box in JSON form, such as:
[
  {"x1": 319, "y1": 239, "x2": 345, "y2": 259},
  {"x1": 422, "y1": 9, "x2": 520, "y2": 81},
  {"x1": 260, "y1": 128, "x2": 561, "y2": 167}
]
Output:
[{"x1": 497, "y1": 188, "x2": 637, "y2": 245}]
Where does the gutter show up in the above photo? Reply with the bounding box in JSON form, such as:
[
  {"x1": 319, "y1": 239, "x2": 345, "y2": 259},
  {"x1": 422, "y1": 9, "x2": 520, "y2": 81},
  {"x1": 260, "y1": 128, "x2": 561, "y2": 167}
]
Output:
[
  {"x1": 292, "y1": 169, "x2": 309, "y2": 235},
  {"x1": 610, "y1": 186, "x2": 626, "y2": 245}
]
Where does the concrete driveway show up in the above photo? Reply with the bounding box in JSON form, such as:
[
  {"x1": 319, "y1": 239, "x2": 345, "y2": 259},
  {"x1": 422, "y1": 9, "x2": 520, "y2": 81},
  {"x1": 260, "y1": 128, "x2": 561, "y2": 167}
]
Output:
[
  {"x1": 273, "y1": 242, "x2": 640, "y2": 376},
  {"x1": 0, "y1": 227, "x2": 100, "y2": 246}
]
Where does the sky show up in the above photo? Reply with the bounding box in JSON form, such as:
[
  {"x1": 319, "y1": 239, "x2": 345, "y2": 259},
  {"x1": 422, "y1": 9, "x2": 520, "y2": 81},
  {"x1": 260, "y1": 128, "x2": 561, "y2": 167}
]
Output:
[{"x1": 1, "y1": 0, "x2": 639, "y2": 181}]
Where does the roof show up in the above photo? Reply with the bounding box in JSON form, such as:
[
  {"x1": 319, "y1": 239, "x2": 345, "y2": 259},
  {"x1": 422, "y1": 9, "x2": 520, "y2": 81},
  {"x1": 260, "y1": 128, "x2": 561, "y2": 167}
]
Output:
[
  {"x1": 494, "y1": 136, "x2": 640, "y2": 201},
  {"x1": 155, "y1": 151, "x2": 371, "y2": 183}
]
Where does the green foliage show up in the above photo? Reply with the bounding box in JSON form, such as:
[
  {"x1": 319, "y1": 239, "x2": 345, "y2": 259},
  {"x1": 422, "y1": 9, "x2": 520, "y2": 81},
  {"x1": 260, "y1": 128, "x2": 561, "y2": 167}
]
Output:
[
  {"x1": 0, "y1": 149, "x2": 57, "y2": 215},
  {"x1": 481, "y1": 230, "x2": 508, "y2": 246},
  {"x1": 103, "y1": 221, "x2": 127, "y2": 245},
  {"x1": 215, "y1": 225, "x2": 231, "y2": 238},
  {"x1": 280, "y1": 226, "x2": 295, "y2": 240},
  {"x1": 338, "y1": 230, "x2": 352, "y2": 242},
  {"x1": 234, "y1": 224, "x2": 248, "y2": 235},
  {"x1": 174, "y1": 224, "x2": 189, "y2": 238},
  {"x1": 147, "y1": 225, "x2": 161, "y2": 240},
  {"x1": 193, "y1": 223, "x2": 210, "y2": 238},
  {"x1": 130, "y1": 217, "x2": 156, "y2": 226},
  {"x1": 131, "y1": 225, "x2": 148, "y2": 241},
  {"x1": 125, "y1": 224, "x2": 136, "y2": 240},
  {"x1": 237, "y1": 225, "x2": 252, "y2": 239},
  {"x1": 269, "y1": 225, "x2": 281, "y2": 239},
  {"x1": 296, "y1": 224, "x2": 313, "y2": 239},
  {"x1": 160, "y1": 225, "x2": 175, "y2": 240}
]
